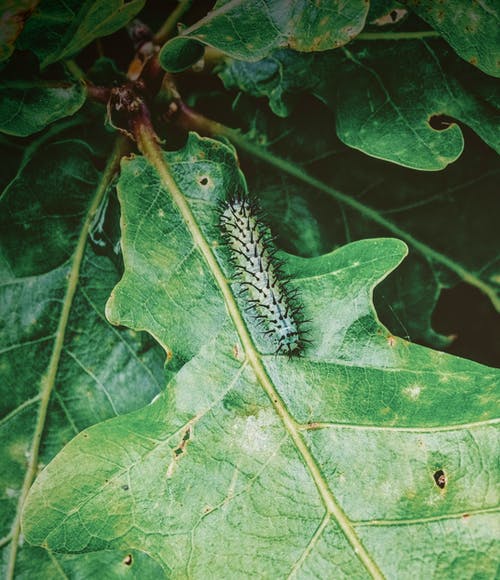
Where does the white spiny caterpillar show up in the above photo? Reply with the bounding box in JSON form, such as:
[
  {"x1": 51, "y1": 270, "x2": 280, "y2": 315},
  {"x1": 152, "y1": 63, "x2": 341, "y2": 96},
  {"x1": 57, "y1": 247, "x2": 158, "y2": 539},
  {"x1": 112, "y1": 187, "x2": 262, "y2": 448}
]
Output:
[{"x1": 219, "y1": 193, "x2": 306, "y2": 356}]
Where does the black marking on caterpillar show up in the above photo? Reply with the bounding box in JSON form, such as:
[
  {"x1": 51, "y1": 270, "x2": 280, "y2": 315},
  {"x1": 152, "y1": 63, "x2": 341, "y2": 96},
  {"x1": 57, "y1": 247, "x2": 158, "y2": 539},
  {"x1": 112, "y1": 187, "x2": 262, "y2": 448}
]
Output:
[{"x1": 219, "y1": 193, "x2": 307, "y2": 357}]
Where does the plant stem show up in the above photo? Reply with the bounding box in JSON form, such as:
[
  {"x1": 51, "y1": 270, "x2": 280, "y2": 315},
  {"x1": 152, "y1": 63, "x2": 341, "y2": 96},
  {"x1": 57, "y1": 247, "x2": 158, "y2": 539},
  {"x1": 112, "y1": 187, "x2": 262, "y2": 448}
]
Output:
[
  {"x1": 356, "y1": 30, "x2": 441, "y2": 40},
  {"x1": 172, "y1": 103, "x2": 499, "y2": 312},
  {"x1": 154, "y1": 0, "x2": 193, "y2": 45},
  {"x1": 64, "y1": 59, "x2": 85, "y2": 81},
  {"x1": 5, "y1": 137, "x2": 128, "y2": 580},
  {"x1": 133, "y1": 117, "x2": 384, "y2": 580}
]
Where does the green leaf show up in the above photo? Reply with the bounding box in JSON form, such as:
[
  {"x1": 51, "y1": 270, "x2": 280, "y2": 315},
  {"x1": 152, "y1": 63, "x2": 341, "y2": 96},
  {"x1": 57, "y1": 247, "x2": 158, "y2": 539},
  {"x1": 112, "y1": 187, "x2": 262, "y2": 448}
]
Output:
[
  {"x1": 220, "y1": 39, "x2": 499, "y2": 169},
  {"x1": 0, "y1": 0, "x2": 38, "y2": 63},
  {"x1": 22, "y1": 134, "x2": 500, "y2": 577},
  {"x1": 159, "y1": 0, "x2": 370, "y2": 72},
  {"x1": 403, "y1": 0, "x2": 500, "y2": 77},
  {"x1": 0, "y1": 137, "x2": 167, "y2": 577},
  {"x1": 17, "y1": 0, "x2": 145, "y2": 68},
  {"x1": 0, "y1": 246, "x2": 167, "y2": 575},
  {"x1": 0, "y1": 71, "x2": 86, "y2": 137},
  {"x1": 0, "y1": 141, "x2": 98, "y2": 274}
]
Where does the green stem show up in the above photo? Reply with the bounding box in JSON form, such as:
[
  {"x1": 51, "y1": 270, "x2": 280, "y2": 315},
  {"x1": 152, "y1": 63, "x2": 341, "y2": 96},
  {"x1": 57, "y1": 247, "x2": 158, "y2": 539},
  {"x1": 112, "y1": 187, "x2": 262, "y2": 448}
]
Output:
[
  {"x1": 174, "y1": 104, "x2": 499, "y2": 311},
  {"x1": 134, "y1": 119, "x2": 384, "y2": 580},
  {"x1": 154, "y1": 0, "x2": 193, "y2": 45},
  {"x1": 356, "y1": 30, "x2": 441, "y2": 40},
  {"x1": 64, "y1": 59, "x2": 86, "y2": 81},
  {"x1": 5, "y1": 137, "x2": 128, "y2": 580}
]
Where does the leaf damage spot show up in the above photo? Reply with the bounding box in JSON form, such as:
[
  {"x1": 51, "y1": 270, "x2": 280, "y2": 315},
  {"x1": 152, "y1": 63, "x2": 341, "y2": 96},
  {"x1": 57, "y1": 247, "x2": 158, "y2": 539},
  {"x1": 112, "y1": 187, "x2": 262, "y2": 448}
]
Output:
[
  {"x1": 123, "y1": 554, "x2": 133, "y2": 566},
  {"x1": 428, "y1": 114, "x2": 456, "y2": 131},
  {"x1": 402, "y1": 384, "x2": 422, "y2": 400},
  {"x1": 167, "y1": 425, "x2": 192, "y2": 478},
  {"x1": 232, "y1": 343, "x2": 244, "y2": 361},
  {"x1": 233, "y1": 409, "x2": 276, "y2": 454},
  {"x1": 433, "y1": 469, "x2": 447, "y2": 489},
  {"x1": 305, "y1": 422, "x2": 322, "y2": 430},
  {"x1": 175, "y1": 426, "x2": 191, "y2": 456},
  {"x1": 387, "y1": 335, "x2": 396, "y2": 347}
]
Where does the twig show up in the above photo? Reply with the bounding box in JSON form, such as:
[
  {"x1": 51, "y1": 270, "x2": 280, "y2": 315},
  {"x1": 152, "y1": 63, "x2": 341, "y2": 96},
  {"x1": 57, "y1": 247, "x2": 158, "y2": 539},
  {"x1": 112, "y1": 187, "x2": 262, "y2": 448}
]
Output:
[
  {"x1": 154, "y1": 0, "x2": 193, "y2": 45},
  {"x1": 356, "y1": 30, "x2": 441, "y2": 40}
]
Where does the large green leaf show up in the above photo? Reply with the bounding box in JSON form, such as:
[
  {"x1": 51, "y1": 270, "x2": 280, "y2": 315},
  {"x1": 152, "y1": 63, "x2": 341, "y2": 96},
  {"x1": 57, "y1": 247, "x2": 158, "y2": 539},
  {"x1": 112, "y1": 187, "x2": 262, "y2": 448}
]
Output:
[
  {"x1": 402, "y1": 0, "x2": 500, "y2": 77},
  {"x1": 16, "y1": 0, "x2": 145, "y2": 68},
  {"x1": 0, "y1": 138, "x2": 167, "y2": 577},
  {"x1": 22, "y1": 134, "x2": 500, "y2": 577},
  {"x1": 159, "y1": 0, "x2": 370, "y2": 72},
  {"x1": 220, "y1": 39, "x2": 499, "y2": 169}
]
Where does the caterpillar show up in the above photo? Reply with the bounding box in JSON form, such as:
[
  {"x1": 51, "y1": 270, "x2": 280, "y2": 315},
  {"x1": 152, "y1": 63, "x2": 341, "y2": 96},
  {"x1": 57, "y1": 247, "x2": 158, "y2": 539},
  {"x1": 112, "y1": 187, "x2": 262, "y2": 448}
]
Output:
[{"x1": 219, "y1": 193, "x2": 306, "y2": 357}]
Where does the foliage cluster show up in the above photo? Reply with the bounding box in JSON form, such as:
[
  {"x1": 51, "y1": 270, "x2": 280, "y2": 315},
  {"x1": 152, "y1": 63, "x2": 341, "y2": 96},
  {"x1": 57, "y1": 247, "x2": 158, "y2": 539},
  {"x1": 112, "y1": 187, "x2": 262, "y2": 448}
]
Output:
[{"x1": 0, "y1": 1, "x2": 499, "y2": 578}]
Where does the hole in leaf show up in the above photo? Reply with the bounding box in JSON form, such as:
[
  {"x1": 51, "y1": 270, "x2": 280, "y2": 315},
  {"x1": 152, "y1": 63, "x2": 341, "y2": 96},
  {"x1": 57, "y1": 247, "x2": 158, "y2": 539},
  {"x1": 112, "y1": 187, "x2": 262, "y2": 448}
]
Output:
[
  {"x1": 199, "y1": 176, "x2": 209, "y2": 186},
  {"x1": 428, "y1": 114, "x2": 456, "y2": 131},
  {"x1": 173, "y1": 426, "x2": 192, "y2": 458},
  {"x1": 371, "y1": 8, "x2": 407, "y2": 26},
  {"x1": 123, "y1": 554, "x2": 133, "y2": 566},
  {"x1": 122, "y1": 484, "x2": 129, "y2": 491},
  {"x1": 433, "y1": 469, "x2": 446, "y2": 488}
]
